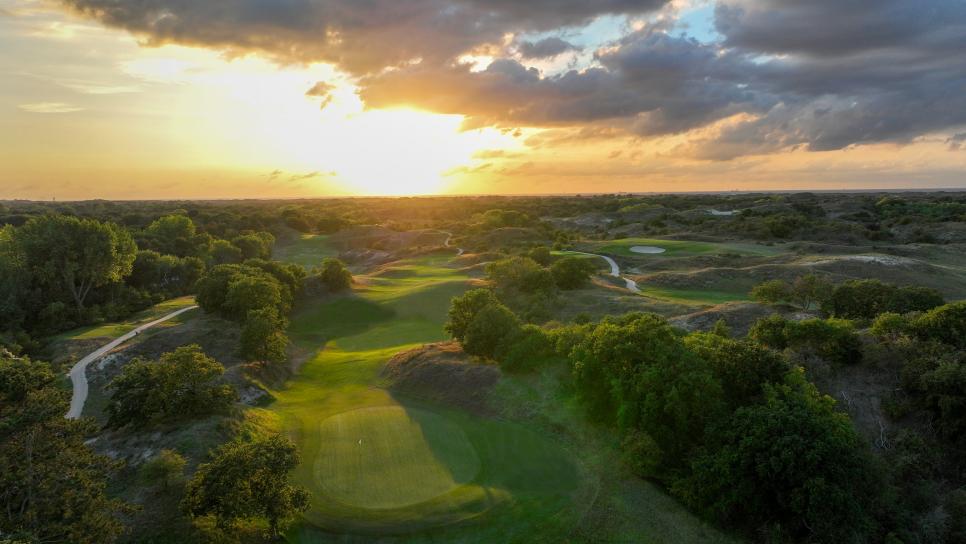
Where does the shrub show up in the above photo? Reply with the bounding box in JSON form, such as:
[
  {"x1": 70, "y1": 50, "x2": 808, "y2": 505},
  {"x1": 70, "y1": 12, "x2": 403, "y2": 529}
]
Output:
[
  {"x1": 527, "y1": 246, "x2": 552, "y2": 266},
  {"x1": 486, "y1": 256, "x2": 555, "y2": 295},
  {"x1": 749, "y1": 314, "x2": 789, "y2": 350},
  {"x1": 621, "y1": 430, "x2": 662, "y2": 479},
  {"x1": 140, "y1": 449, "x2": 187, "y2": 491},
  {"x1": 913, "y1": 301, "x2": 966, "y2": 349},
  {"x1": 785, "y1": 318, "x2": 863, "y2": 365}
]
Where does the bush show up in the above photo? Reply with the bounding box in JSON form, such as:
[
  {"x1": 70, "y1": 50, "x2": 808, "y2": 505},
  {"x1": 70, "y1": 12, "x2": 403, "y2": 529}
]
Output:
[
  {"x1": 913, "y1": 301, "x2": 966, "y2": 349},
  {"x1": 621, "y1": 430, "x2": 662, "y2": 479},
  {"x1": 785, "y1": 318, "x2": 863, "y2": 365},
  {"x1": 749, "y1": 315, "x2": 789, "y2": 350},
  {"x1": 685, "y1": 333, "x2": 788, "y2": 409},
  {"x1": 824, "y1": 279, "x2": 944, "y2": 319},
  {"x1": 527, "y1": 246, "x2": 552, "y2": 266},
  {"x1": 140, "y1": 449, "x2": 187, "y2": 491}
]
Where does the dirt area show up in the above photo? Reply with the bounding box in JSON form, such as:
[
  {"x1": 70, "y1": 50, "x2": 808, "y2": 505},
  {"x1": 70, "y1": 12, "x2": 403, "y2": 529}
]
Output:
[{"x1": 381, "y1": 342, "x2": 502, "y2": 416}]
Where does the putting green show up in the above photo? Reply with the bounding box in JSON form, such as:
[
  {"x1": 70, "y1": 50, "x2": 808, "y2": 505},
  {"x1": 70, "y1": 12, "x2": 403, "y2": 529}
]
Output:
[{"x1": 316, "y1": 406, "x2": 481, "y2": 509}]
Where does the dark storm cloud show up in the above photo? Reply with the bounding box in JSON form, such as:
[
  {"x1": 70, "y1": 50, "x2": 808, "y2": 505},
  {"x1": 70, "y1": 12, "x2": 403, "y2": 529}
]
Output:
[
  {"x1": 59, "y1": 0, "x2": 966, "y2": 159},
  {"x1": 362, "y1": 29, "x2": 767, "y2": 136},
  {"x1": 517, "y1": 37, "x2": 580, "y2": 59},
  {"x1": 59, "y1": 0, "x2": 667, "y2": 74}
]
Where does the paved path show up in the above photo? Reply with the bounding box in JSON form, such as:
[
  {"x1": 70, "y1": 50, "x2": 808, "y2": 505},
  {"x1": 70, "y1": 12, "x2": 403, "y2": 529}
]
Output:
[
  {"x1": 65, "y1": 306, "x2": 198, "y2": 419},
  {"x1": 441, "y1": 231, "x2": 465, "y2": 256},
  {"x1": 572, "y1": 252, "x2": 640, "y2": 292}
]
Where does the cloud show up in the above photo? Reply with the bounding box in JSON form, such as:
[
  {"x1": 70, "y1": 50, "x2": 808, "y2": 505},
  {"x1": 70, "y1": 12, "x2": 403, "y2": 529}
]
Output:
[
  {"x1": 56, "y1": 0, "x2": 966, "y2": 160},
  {"x1": 59, "y1": 0, "x2": 669, "y2": 75},
  {"x1": 18, "y1": 102, "x2": 84, "y2": 113},
  {"x1": 517, "y1": 37, "x2": 580, "y2": 59},
  {"x1": 948, "y1": 133, "x2": 966, "y2": 152},
  {"x1": 305, "y1": 81, "x2": 336, "y2": 110}
]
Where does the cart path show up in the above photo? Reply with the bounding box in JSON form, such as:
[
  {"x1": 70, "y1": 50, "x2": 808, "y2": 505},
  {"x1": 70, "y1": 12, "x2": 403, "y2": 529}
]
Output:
[{"x1": 65, "y1": 305, "x2": 198, "y2": 419}]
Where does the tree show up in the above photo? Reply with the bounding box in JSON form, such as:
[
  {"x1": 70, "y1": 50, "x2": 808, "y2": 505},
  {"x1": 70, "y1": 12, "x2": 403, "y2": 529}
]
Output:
[
  {"x1": 571, "y1": 314, "x2": 725, "y2": 465},
  {"x1": 527, "y1": 246, "x2": 552, "y2": 266},
  {"x1": 790, "y1": 273, "x2": 833, "y2": 311},
  {"x1": 209, "y1": 239, "x2": 243, "y2": 265},
  {"x1": 824, "y1": 279, "x2": 944, "y2": 319},
  {"x1": 106, "y1": 345, "x2": 236, "y2": 428},
  {"x1": 913, "y1": 301, "x2": 966, "y2": 349},
  {"x1": 785, "y1": 318, "x2": 863, "y2": 365},
  {"x1": 140, "y1": 449, "x2": 187, "y2": 491},
  {"x1": 673, "y1": 373, "x2": 879, "y2": 542},
  {"x1": 231, "y1": 232, "x2": 275, "y2": 260},
  {"x1": 499, "y1": 324, "x2": 555, "y2": 372},
  {"x1": 462, "y1": 303, "x2": 521, "y2": 359},
  {"x1": 444, "y1": 288, "x2": 501, "y2": 343},
  {"x1": 144, "y1": 214, "x2": 199, "y2": 257},
  {"x1": 224, "y1": 274, "x2": 285, "y2": 321},
  {"x1": 182, "y1": 434, "x2": 310, "y2": 536},
  {"x1": 316, "y1": 258, "x2": 352, "y2": 292},
  {"x1": 486, "y1": 256, "x2": 555, "y2": 295},
  {"x1": 748, "y1": 314, "x2": 790, "y2": 350},
  {"x1": 550, "y1": 256, "x2": 597, "y2": 290},
  {"x1": 750, "y1": 279, "x2": 791, "y2": 306},
  {"x1": 240, "y1": 307, "x2": 289, "y2": 364},
  {"x1": 685, "y1": 332, "x2": 788, "y2": 409},
  {"x1": 14, "y1": 214, "x2": 137, "y2": 312},
  {"x1": 0, "y1": 352, "x2": 128, "y2": 543}
]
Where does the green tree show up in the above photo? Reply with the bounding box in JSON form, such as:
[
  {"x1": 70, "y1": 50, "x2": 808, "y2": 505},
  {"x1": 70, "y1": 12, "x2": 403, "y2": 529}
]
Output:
[
  {"x1": 913, "y1": 301, "x2": 966, "y2": 349},
  {"x1": 106, "y1": 345, "x2": 236, "y2": 428},
  {"x1": 790, "y1": 273, "x2": 833, "y2": 311},
  {"x1": 527, "y1": 246, "x2": 553, "y2": 266},
  {"x1": 224, "y1": 274, "x2": 286, "y2": 321},
  {"x1": 0, "y1": 352, "x2": 128, "y2": 543},
  {"x1": 182, "y1": 434, "x2": 310, "y2": 536},
  {"x1": 550, "y1": 256, "x2": 597, "y2": 290},
  {"x1": 316, "y1": 258, "x2": 353, "y2": 292},
  {"x1": 486, "y1": 256, "x2": 555, "y2": 295},
  {"x1": 785, "y1": 318, "x2": 863, "y2": 365},
  {"x1": 14, "y1": 214, "x2": 136, "y2": 312},
  {"x1": 231, "y1": 232, "x2": 275, "y2": 260},
  {"x1": 462, "y1": 303, "x2": 521, "y2": 359},
  {"x1": 673, "y1": 372, "x2": 879, "y2": 542},
  {"x1": 444, "y1": 288, "x2": 501, "y2": 343},
  {"x1": 144, "y1": 214, "x2": 199, "y2": 257},
  {"x1": 750, "y1": 279, "x2": 791, "y2": 306},
  {"x1": 209, "y1": 239, "x2": 243, "y2": 265},
  {"x1": 749, "y1": 314, "x2": 790, "y2": 350},
  {"x1": 140, "y1": 449, "x2": 187, "y2": 491},
  {"x1": 240, "y1": 307, "x2": 289, "y2": 364},
  {"x1": 685, "y1": 332, "x2": 788, "y2": 409}
]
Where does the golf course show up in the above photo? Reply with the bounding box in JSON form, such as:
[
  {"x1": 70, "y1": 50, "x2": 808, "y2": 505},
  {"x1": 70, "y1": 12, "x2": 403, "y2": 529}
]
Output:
[{"x1": 271, "y1": 248, "x2": 585, "y2": 541}]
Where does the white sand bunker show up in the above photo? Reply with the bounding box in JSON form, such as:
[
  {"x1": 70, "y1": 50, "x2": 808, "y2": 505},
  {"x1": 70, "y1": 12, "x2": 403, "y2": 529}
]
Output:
[{"x1": 630, "y1": 246, "x2": 667, "y2": 254}]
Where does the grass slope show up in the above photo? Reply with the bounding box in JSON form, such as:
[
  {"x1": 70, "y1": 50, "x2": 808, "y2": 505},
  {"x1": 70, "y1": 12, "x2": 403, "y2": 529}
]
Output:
[
  {"x1": 274, "y1": 234, "x2": 340, "y2": 269},
  {"x1": 589, "y1": 238, "x2": 783, "y2": 258},
  {"x1": 52, "y1": 296, "x2": 198, "y2": 342},
  {"x1": 274, "y1": 252, "x2": 582, "y2": 540}
]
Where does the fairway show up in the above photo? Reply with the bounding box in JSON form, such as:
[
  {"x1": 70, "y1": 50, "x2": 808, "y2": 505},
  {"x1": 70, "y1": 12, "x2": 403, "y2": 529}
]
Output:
[
  {"x1": 316, "y1": 406, "x2": 481, "y2": 509},
  {"x1": 272, "y1": 248, "x2": 584, "y2": 539},
  {"x1": 590, "y1": 237, "x2": 784, "y2": 258}
]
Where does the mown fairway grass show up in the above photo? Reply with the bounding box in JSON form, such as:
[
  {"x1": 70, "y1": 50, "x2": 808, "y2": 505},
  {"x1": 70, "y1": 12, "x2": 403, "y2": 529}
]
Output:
[
  {"x1": 272, "y1": 251, "x2": 584, "y2": 540},
  {"x1": 589, "y1": 237, "x2": 783, "y2": 258},
  {"x1": 52, "y1": 295, "x2": 197, "y2": 342}
]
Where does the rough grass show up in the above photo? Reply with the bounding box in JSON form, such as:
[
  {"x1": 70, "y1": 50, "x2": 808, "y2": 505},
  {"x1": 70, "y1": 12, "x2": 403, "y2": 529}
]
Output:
[
  {"x1": 273, "y1": 234, "x2": 339, "y2": 269},
  {"x1": 52, "y1": 296, "x2": 198, "y2": 342}
]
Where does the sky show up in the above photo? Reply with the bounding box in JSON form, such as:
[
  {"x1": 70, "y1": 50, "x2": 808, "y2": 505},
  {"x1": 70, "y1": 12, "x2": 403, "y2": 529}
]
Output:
[{"x1": 2, "y1": 0, "x2": 966, "y2": 199}]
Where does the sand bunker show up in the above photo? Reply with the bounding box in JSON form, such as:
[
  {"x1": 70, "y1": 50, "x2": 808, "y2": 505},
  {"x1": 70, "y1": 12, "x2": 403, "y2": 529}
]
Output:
[{"x1": 630, "y1": 246, "x2": 667, "y2": 254}]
